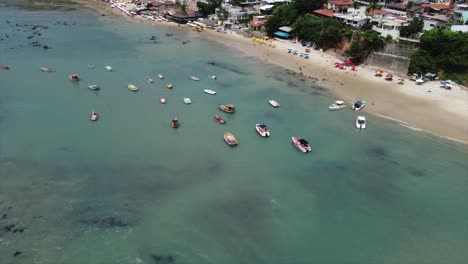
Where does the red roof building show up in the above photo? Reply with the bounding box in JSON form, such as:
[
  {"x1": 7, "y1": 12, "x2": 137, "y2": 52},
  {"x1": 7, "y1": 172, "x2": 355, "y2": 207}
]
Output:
[{"x1": 313, "y1": 9, "x2": 335, "y2": 18}]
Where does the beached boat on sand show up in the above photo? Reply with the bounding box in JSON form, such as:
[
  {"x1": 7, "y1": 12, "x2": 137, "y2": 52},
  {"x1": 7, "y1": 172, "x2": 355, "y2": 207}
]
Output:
[
  {"x1": 352, "y1": 100, "x2": 366, "y2": 111},
  {"x1": 69, "y1": 74, "x2": 79, "y2": 82},
  {"x1": 128, "y1": 84, "x2": 138, "y2": 92},
  {"x1": 356, "y1": 116, "x2": 366, "y2": 129},
  {"x1": 268, "y1": 100, "x2": 280, "y2": 108},
  {"x1": 292, "y1": 137, "x2": 311, "y2": 153},
  {"x1": 256, "y1": 124, "x2": 270, "y2": 137},
  {"x1": 90, "y1": 111, "x2": 99, "y2": 121},
  {"x1": 214, "y1": 115, "x2": 225, "y2": 124},
  {"x1": 105, "y1": 66, "x2": 113, "y2": 71},
  {"x1": 160, "y1": 96, "x2": 166, "y2": 104},
  {"x1": 219, "y1": 104, "x2": 235, "y2": 113},
  {"x1": 171, "y1": 117, "x2": 179, "y2": 128},
  {"x1": 40, "y1": 67, "x2": 55, "y2": 72},
  {"x1": 329, "y1": 100, "x2": 346, "y2": 111},
  {"x1": 204, "y1": 89, "x2": 216, "y2": 95},
  {"x1": 224, "y1": 132, "x2": 238, "y2": 146}
]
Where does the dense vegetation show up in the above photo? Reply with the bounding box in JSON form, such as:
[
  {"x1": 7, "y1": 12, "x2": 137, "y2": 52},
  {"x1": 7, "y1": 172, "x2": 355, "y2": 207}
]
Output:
[
  {"x1": 409, "y1": 30, "x2": 468, "y2": 84},
  {"x1": 196, "y1": 0, "x2": 222, "y2": 17},
  {"x1": 399, "y1": 18, "x2": 423, "y2": 38},
  {"x1": 344, "y1": 31, "x2": 384, "y2": 63}
]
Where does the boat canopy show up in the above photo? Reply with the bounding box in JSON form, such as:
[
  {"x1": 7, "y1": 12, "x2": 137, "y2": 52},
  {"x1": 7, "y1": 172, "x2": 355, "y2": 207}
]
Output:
[
  {"x1": 298, "y1": 139, "x2": 309, "y2": 145},
  {"x1": 355, "y1": 101, "x2": 363, "y2": 106},
  {"x1": 335, "y1": 100, "x2": 344, "y2": 105}
]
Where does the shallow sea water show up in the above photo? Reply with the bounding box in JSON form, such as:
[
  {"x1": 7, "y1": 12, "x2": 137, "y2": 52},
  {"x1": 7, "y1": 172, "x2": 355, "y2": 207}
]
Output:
[{"x1": 1, "y1": 4, "x2": 467, "y2": 264}]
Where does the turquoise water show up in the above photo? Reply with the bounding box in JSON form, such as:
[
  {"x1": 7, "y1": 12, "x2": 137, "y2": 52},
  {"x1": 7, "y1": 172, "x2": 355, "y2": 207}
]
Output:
[{"x1": 1, "y1": 5, "x2": 468, "y2": 264}]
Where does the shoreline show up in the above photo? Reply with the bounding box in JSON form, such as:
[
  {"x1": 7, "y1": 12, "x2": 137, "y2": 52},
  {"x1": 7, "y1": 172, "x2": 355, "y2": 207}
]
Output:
[{"x1": 75, "y1": 0, "x2": 468, "y2": 144}]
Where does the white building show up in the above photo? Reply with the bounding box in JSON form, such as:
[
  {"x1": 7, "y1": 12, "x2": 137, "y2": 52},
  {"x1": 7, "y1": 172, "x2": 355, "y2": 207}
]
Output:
[{"x1": 334, "y1": 7, "x2": 370, "y2": 27}]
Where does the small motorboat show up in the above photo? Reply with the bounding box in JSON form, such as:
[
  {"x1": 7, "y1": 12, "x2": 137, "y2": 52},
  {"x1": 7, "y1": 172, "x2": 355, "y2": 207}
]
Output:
[
  {"x1": 268, "y1": 100, "x2": 280, "y2": 108},
  {"x1": 146, "y1": 77, "x2": 154, "y2": 83},
  {"x1": 40, "y1": 67, "x2": 55, "y2": 72},
  {"x1": 128, "y1": 84, "x2": 138, "y2": 92},
  {"x1": 204, "y1": 89, "x2": 216, "y2": 95},
  {"x1": 208, "y1": 75, "x2": 217, "y2": 80},
  {"x1": 214, "y1": 115, "x2": 225, "y2": 124},
  {"x1": 219, "y1": 104, "x2": 235, "y2": 113},
  {"x1": 157, "y1": 73, "x2": 164, "y2": 79},
  {"x1": 188, "y1": 75, "x2": 200, "y2": 81},
  {"x1": 356, "y1": 116, "x2": 366, "y2": 129},
  {"x1": 69, "y1": 74, "x2": 79, "y2": 82},
  {"x1": 184, "y1": 98, "x2": 192, "y2": 104},
  {"x1": 224, "y1": 132, "x2": 238, "y2": 146},
  {"x1": 1, "y1": 65, "x2": 9, "y2": 70},
  {"x1": 88, "y1": 84, "x2": 100, "y2": 90},
  {"x1": 329, "y1": 100, "x2": 346, "y2": 111},
  {"x1": 88, "y1": 64, "x2": 95, "y2": 69},
  {"x1": 90, "y1": 111, "x2": 99, "y2": 121},
  {"x1": 256, "y1": 124, "x2": 270, "y2": 137},
  {"x1": 105, "y1": 66, "x2": 113, "y2": 71},
  {"x1": 167, "y1": 83, "x2": 173, "y2": 89},
  {"x1": 171, "y1": 117, "x2": 179, "y2": 128},
  {"x1": 292, "y1": 137, "x2": 311, "y2": 153},
  {"x1": 352, "y1": 100, "x2": 366, "y2": 111},
  {"x1": 160, "y1": 96, "x2": 167, "y2": 104}
]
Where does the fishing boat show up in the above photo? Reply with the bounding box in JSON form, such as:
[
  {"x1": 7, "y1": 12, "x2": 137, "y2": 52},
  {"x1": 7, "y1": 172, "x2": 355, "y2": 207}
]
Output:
[
  {"x1": 40, "y1": 67, "x2": 55, "y2": 72},
  {"x1": 105, "y1": 66, "x2": 113, "y2": 71},
  {"x1": 268, "y1": 100, "x2": 280, "y2": 108},
  {"x1": 171, "y1": 117, "x2": 179, "y2": 128},
  {"x1": 88, "y1": 84, "x2": 100, "y2": 90},
  {"x1": 1, "y1": 65, "x2": 9, "y2": 70},
  {"x1": 214, "y1": 115, "x2": 225, "y2": 124},
  {"x1": 128, "y1": 84, "x2": 138, "y2": 92},
  {"x1": 167, "y1": 83, "x2": 173, "y2": 89},
  {"x1": 352, "y1": 100, "x2": 366, "y2": 111},
  {"x1": 328, "y1": 100, "x2": 346, "y2": 111},
  {"x1": 160, "y1": 96, "x2": 167, "y2": 104},
  {"x1": 88, "y1": 64, "x2": 95, "y2": 69},
  {"x1": 255, "y1": 124, "x2": 270, "y2": 137},
  {"x1": 224, "y1": 132, "x2": 238, "y2": 146},
  {"x1": 208, "y1": 75, "x2": 217, "y2": 80},
  {"x1": 219, "y1": 104, "x2": 235, "y2": 113},
  {"x1": 184, "y1": 98, "x2": 192, "y2": 104},
  {"x1": 188, "y1": 75, "x2": 199, "y2": 81},
  {"x1": 356, "y1": 116, "x2": 366, "y2": 129},
  {"x1": 146, "y1": 77, "x2": 154, "y2": 83},
  {"x1": 90, "y1": 111, "x2": 99, "y2": 121},
  {"x1": 292, "y1": 137, "x2": 311, "y2": 153},
  {"x1": 204, "y1": 89, "x2": 216, "y2": 95},
  {"x1": 69, "y1": 74, "x2": 79, "y2": 82},
  {"x1": 157, "y1": 73, "x2": 164, "y2": 79}
]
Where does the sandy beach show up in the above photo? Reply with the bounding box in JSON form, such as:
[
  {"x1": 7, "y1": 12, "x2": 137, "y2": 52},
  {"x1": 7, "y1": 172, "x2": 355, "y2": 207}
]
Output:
[{"x1": 76, "y1": 0, "x2": 468, "y2": 143}]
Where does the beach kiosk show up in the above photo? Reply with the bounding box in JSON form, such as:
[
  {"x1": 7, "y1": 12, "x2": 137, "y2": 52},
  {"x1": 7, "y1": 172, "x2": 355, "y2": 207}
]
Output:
[{"x1": 274, "y1": 26, "x2": 292, "y2": 39}]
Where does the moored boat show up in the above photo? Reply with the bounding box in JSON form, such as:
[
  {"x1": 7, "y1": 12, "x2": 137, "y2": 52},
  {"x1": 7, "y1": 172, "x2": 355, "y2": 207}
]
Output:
[
  {"x1": 224, "y1": 132, "x2": 238, "y2": 146},
  {"x1": 69, "y1": 74, "x2": 79, "y2": 81},
  {"x1": 1, "y1": 65, "x2": 9, "y2": 70},
  {"x1": 204, "y1": 89, "x2": 216, "y2": 95},
  {"x1": 328, "y1": 100, "x2": 346, "y2": 111},
  {"x1": 268, "y1": 100, "x2": 280, "y2": 108},
  {"x1": 184, "y1": 98, "x2": 192, "y2": 104},
  {"x1": 146, "y1": 77, "x2": 154, "y2": 83},
  {"x1": 171, "y1": 117, "x2": 179, "y2": 128},
  {"x1": 208, "y1": 75, "x2": 217, "y2": 80},
  {"x1": 352, "y1": 100, "x2": 366, "y2": 111},
  {"x1": 292, "y1": 137, "x2": 311, "y2": 153},
  {"x1": 188, "y1": 75, "x2": 199, "y2": 81},
  {"x1": 167, "y1": 83, "x2": 173, "y2": 89},
  {"x1": 356, "y1": 116, "x2": 366, "y2": 129},
  {"x1": 160, "y1": 96, "x2": 167, "y2": 104},
  {"x1": 157, "y1": 73, "x2": 164, "y2": 79},
  {"x1": 219, "y1": 104, "x2": 235, "y2": 113},
  {"x1": 90, "y1": 111, "x2": 99, "y2": 121},
  {"x1": 214, "y1": 115, "x2": 225, "y2": 124},
  {"x1": 88, "y1": 84, "x2": 100, "y2": 90},
  {"x1": 88, "y1": 64, "x2": 95, "y2": 69},
  {"x1": 128, "y1": 84, "x2": 138, "y2": 92},
  {"x1": 255, "y1": 124, "x2": 270, "y2": 137},
  {"x1": 105, "y1": 66, "x2": 113, "y2": 71},
  {"x1": 40, "y1": 67, "x2": 55, "y2": 72}
]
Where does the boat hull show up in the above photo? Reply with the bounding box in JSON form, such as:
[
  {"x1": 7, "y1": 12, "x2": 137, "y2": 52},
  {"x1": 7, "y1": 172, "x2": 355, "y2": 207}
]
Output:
[
  {"x1": 268, "y1": 100, "x2": 280, "y2": 107},
  {"x1": 160, "y1": 97, "x2": 166, "y2": 104},
  {"x1": 90, "y1": 112, "x2": 99, "y2": 121},
  {"x1": 224, "y1": 132, "x2": 238, "y2": 146},
  {"x1": 292, "y1": 137, "x2": 311, "y2": 153},
  {"x1": 128, "y1": 84, "x2": 138, "y2": 92},
  {"x1": 204, "y1": 89, "x2": 216, "y2": 95},
  {"x1": 256, "y1": 124, "x2": 270, "y2": 137},
  {"x1": 219, "y1": 104, "x2": 235, "y2": 113},
  {"x1": 214, "y1": 115, "x2": 225, "y2": 124}
]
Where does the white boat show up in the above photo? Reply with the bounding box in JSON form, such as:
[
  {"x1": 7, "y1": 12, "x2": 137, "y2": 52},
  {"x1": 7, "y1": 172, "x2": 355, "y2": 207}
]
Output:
[
  {"x1": 204, "y1": 89, "x2": 216, "y2": 95},
  {"x1": 184, "y1": 98, "x2": 192, "y2": 104},
  {"x1": 88, "y1": 84, "x2": 100, "y2": 90},
  {"x1": 329, "y1": 100, "x2": 346, "y2": 111},
  {"x1": 188, "y1": 75, "x2": 199, "y2": 81},
  {"x1": 268, "y1": 100, "x2": 280, "y2": 108},
  {"x1": 105, "y1": 66, "x2": 113, "y2": 71},
  {"x1": 160, "y1": 96, "x2": 166, "y2": 104},
  {"x1": 356, "y1": 116, "x2": 366, "y2": 129},
  {"x1": 352, "y1": 100, "x2": 366, "y2": 111},
  {"x1": 88, "y1": 64, "x2": 95, "y2": 69},
  {"x1": 208, "y1": 75, "x2": 217, "y2": 80},
  {"x1": 256, "y1": 124, "x2": 270, "y2": 137},
  {"x1": 292, "y1": 137, "x2": 311, "y2": 153},
  {"x1": 90, "y1": 111, "x2": 99, "y2": 121}
]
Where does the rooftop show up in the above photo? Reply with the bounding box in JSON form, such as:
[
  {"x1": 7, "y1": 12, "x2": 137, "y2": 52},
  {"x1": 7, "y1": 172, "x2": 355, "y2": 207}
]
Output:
[
  {"x1": 313, "y1": 9, "x2": 335, "y2": 18},
  {"x1": 368, "y1": 9, "x2": 389, "y2": 16},
  {"x1": 420, "y1": 4, "x2": 451, "y2": 10},
  {"x1": 329, "y1": 0, "x2": 353, "y2": 6}
]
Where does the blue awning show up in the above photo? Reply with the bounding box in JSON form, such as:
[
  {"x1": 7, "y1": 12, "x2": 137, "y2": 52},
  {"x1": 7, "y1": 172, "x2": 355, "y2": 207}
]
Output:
[{"x1": 273, "y1": 31, "x2": 291, "y2": 39}]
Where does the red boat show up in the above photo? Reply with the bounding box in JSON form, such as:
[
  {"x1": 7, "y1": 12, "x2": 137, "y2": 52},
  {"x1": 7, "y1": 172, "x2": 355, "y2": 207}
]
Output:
[
  {"x1": 69, "y1": 74, "x2": 79, "y2": 81},
  {"x1": 214, "y1": 115, "x2": 225, "y2": 124},
  {"x1": 40, "y1": 67, "x2": 55, "y2": 72},
  {"x1": 292, "y1": 137, "x2": 311, "y2": 153},
  {"x1": 1, "y1": 65, "x2": 9, "y2": 70},
  {"x1": 90, "y1": 111, "x2": 99, "y2": 121}
]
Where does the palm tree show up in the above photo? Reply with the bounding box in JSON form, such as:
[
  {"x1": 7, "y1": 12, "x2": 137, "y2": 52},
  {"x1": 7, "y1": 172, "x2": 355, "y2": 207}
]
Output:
[{"x1": 366, "y1": 2, "x2": 378, "y2": 16}]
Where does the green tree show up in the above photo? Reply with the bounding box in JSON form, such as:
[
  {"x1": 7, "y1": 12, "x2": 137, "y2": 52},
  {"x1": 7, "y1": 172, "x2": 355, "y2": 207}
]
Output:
[
  {"x1": 407, "y1": 1, "x2": 414, "y2": 9},
  {"x1": 196, "y1": 0, "x2": 222, "y2": 17},
  {"x1": 400, "y1": 18, "x2": 423, "y2": 38},
  {"x1": 293, "y1": 0, "x2": 327, "y2": 15},
  {"x1": 345, "y1": 30, "x2": 384, "y2": 63},
  {"x1": 229, "y1": 0, "x2": 243, "y2": 7},
  {"x1": 264, "y1": 4, "x2": 298, "y2": 35},
  {"x1": 366, "y1": 1, "x2": 378, "y2": 15}
]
